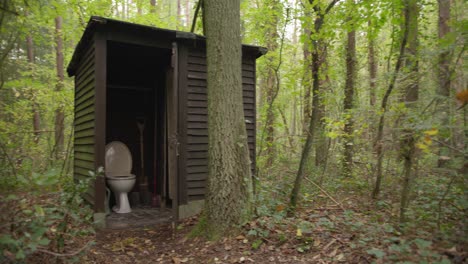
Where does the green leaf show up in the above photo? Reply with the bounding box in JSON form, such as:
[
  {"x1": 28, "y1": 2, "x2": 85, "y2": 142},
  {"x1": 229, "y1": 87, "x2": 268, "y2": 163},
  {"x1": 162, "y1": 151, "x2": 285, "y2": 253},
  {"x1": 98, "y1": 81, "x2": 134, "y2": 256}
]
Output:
[
  {"x1": 16, "y1": 249, "x2": 26, "y2": 260},
  {"x1": 367, "y1": 248, "x2": 385, "y2": 258},
  {"x1": 37, "y1": 238, "x2": 50, "y2": 246},
  {"x1": 247, "y1": 229, "x2": 258, "y2": 236},
  {"x1": 251, "y1": 239, "x2": 263, "y2": 250},
  {"x1": 0, "y1": 235, "x2": 18, "y2": 246},
  {"x1": 34, "y1": 205, "x2": 45, "y2": 217},
  {"x1": 413, "y1": 238, "x2": 432, "y2": 249}
]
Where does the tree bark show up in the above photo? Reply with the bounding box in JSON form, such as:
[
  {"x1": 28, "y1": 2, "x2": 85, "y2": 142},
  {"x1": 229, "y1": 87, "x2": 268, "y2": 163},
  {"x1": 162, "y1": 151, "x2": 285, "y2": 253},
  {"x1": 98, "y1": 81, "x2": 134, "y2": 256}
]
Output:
[
  {"x1": 26, "y1": 22, "x2": 41, "y2": 144},
  {"x1": 302, "y1": 21, "x2": 312, "y2": 136},
  {"x1": 26, "y1": 35, "x2": 41, "y2": 144},
  {"x1": 177, "y1": 0, "x2": 181, "y2": 29},
  {"x1": 185, "y1": 0, "x2": 190, "y2": 28},
  {"x1": 54, "y1": 16, "x2": 65, "y2": 159},
  {"x1": 342, "y1": 0, "x2": 356, "y2": 177},
  {"x1": 368, "y1": 20, "x2": 377, "y2": 107},
  {"x1": 437, "y1": 0, "x2": 451, "y2": 167},
  {"x1": 204, "y1": 0, "x2": 253, "y2": 238},
  {"x1": 315, "y1": 42, "x2": 329, "y2": 167},
  {"x1": 302, "y1": 29, "x2": 312, "y2": 135}
]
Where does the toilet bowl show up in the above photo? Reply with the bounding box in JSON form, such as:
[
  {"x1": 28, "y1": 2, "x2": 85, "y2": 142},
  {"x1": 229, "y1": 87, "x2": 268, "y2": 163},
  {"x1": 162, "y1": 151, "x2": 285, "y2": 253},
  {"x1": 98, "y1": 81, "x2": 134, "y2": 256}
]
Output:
[{"x1": 105, "y1": 141, "x2": 136, "y2": 214}]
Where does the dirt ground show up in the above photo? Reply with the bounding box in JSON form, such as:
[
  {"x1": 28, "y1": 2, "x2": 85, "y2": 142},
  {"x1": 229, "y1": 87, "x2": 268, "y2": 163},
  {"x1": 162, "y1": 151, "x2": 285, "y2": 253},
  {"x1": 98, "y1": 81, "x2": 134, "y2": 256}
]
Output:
[{"x1": 83, "y1": 216, "x2": 370, "y2": 264}]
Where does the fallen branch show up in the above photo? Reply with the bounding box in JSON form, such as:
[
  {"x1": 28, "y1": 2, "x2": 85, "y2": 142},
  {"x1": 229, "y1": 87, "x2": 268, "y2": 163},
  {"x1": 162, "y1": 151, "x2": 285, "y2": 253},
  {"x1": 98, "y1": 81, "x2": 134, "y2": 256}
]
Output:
[
  {"x1": 303, "y1": 176, "x2": 344, "y2": 210},
  {"x1": 36, "y1": 241, "x2": 93, "y2": 258}
]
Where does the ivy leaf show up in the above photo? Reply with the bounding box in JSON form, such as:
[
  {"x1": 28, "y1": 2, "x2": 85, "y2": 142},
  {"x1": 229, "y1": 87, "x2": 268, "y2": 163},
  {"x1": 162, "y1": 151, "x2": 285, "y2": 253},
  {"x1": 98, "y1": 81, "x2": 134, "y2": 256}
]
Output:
[
  {"x1": 413, "y1": 238, "x2": 432, "y2": 249},
  {"x1": 16, "y1": 249, "x2": 26, "y2": 260},
  {"x1": 367, "y1": 248, "x2": 385, "y2": 258},
  {"x1": 0, "y1": 235, "x2": 18, "y2": 246}
]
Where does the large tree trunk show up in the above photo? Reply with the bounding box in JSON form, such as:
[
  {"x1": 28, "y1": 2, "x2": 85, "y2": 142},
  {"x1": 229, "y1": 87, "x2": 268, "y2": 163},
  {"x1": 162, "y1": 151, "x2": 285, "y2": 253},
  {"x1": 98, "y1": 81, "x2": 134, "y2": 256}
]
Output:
[
  {"x1": 437, "y1": 0, "x2": 451, "y2": 167},
  {"x1": 25, "y1": 20, "x2": 41, "y2": 144},
  {"x1": 204, "y1": 0, "x2": 253, "y2": 238},
  {"x1": 342, "y1": 1, "x2": 356, "y2": 177},
  {"x1": 54, "y1": 16, "x2": 65, "y2": 159},
  {"x1": 399, "y1": 0, "x2": 419, "y2": 224}
]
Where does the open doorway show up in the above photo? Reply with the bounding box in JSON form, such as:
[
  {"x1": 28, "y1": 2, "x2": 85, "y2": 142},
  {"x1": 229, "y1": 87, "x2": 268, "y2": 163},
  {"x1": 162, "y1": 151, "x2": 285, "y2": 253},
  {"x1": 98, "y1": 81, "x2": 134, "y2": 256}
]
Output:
[{"x1": 105, "y1": 41, "x2": 172, "y2": 228}]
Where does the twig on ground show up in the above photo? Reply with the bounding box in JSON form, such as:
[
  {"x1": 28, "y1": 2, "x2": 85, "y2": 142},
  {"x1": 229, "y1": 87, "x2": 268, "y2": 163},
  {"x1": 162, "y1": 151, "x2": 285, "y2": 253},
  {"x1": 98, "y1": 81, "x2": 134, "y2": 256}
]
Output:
[
  {"x1": 36, "y1": 241, "x2": 93, "y2": 257},
  {"x1": 303, "y1": 176, "x2": 344, "y2": 210}
]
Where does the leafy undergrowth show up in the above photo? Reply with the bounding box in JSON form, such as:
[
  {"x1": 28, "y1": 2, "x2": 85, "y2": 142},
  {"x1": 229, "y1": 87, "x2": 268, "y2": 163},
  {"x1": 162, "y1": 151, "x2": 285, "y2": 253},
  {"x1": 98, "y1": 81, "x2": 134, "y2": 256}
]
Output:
[
  {"x1": 0, "y1": 192, "x2": 95, "y2": 263},
  {"x1": 0, "y1": 173, "x2": 96, "y2": 263}
]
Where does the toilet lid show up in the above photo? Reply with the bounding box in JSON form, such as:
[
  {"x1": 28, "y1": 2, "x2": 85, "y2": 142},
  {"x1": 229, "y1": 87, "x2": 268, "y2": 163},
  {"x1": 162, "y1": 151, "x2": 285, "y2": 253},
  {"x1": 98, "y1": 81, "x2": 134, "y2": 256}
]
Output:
[{"x1": 105, "y1": 141, "x2": 132, "y2": 175}]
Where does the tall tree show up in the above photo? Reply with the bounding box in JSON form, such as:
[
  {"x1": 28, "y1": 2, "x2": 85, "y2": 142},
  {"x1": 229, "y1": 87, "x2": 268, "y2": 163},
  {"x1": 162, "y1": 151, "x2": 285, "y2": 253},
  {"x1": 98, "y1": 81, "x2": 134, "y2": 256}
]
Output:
[
  {"x1": 368, "y1": 20, "x2": 377, "y2": 107},
  {"x1": 342, "y1": 0, "x2": 356, "y2": 177},
  {"x1": 437, "y1": 0, "x2": 451, "y2": 166},
  {"x1": 203, "y1": 0, "x2": 253, "y2": 237},
  {"x1": 185, "y1": 0, "x2": 190, "y2": 28},
  {"x1": 177, "y1": 0, "x2": 181, "y2": 29},
  {"x1": 54, "y1": 16, "x2": 65, "y2": 158},
  {"x1": 290, "y1": 0, "x2": 340, "y2": 210},
  {"x1": 399, "y1": 0, "x2": 419, "y2": 223},
  {"x1": 302, "y1": 20, "x2": 312, "y2": 135},
  {"x1": 262, "y1": 0, "x2": 281, "y2": 167},
  {"x1": 25, "y1": 11, "x2": 41, "y2": 144},
  {"x1": 372, "y1": 0, "x2": 411, "y2": 199}
]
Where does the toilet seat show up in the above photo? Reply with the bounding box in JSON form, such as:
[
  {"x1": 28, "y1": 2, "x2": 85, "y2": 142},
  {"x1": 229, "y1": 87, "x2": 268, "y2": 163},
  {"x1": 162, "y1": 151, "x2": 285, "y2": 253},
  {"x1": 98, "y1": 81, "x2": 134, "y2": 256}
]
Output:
[
  {"x1": 105, "y1": 141, "x2": 132, "y2": 176},
  {"x1": 106, "y1": 174, "x2": 136, "y2": 180}
]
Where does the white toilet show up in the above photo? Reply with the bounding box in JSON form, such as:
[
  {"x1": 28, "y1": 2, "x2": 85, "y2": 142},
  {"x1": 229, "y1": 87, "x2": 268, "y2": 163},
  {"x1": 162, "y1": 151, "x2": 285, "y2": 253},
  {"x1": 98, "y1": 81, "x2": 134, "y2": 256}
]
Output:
[{"x1": 105, "y1": 141, "x2": 136, "y2": 214}]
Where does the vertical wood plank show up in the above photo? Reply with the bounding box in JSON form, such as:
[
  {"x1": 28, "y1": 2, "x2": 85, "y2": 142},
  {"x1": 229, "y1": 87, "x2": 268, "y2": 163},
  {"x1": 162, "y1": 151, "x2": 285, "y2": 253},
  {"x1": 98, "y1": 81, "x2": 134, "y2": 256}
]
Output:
[
  {"x1": 168, "y1": 42, "x2": 179, "y2": 220},
  {"x1": 93, "y1": 32, "x2": 107, "y2": 213},
  {"x1": 178, "y1": 44, "x2": 188, "y2": 205}
]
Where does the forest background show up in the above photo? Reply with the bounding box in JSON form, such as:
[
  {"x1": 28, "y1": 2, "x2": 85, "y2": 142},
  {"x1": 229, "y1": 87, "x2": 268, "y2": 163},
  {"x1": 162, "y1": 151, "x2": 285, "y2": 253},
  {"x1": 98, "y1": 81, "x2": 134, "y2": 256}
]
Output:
[{"x1": 0, "y1": 0, "x2": 466, "y2": 262}]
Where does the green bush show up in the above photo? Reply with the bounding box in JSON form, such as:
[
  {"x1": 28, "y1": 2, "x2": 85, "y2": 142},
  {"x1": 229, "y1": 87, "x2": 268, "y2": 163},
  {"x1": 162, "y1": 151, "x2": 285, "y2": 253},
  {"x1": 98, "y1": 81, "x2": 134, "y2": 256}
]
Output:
[{"x1": 0, "y1": 169, "x2": 99, "y2": 262}]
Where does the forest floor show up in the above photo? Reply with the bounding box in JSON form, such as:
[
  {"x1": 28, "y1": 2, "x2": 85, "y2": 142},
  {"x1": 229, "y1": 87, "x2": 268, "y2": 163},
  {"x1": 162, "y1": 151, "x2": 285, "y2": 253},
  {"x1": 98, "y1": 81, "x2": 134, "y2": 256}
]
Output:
[
  {"x1": 83, "y1": 210, "x2": 370, "y2": 264},
  {"x1": 5, "y1": 192, "x2": 466, "y2": 263},
  {"x1": 78, "y1": 199, "x2": 466, "y2": 263}
]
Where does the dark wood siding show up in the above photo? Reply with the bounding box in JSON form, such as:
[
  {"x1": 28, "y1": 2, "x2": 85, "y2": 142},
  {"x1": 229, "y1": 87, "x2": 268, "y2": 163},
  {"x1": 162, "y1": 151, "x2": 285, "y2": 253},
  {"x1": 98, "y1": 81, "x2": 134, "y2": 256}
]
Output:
[
  {"x1": 183, "y1": 47, "x2": 256, "y2": 202},
  {"x1": 74, "y1": 43, "x2": 96, "y2": 204}
]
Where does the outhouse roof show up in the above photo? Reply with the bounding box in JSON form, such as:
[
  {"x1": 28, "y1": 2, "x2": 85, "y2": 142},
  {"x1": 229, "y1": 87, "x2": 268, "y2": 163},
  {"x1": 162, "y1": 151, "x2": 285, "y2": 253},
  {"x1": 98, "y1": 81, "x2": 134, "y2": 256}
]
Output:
[{"x1": 67, "y1": 16, "x2": 267, "y2": 77}]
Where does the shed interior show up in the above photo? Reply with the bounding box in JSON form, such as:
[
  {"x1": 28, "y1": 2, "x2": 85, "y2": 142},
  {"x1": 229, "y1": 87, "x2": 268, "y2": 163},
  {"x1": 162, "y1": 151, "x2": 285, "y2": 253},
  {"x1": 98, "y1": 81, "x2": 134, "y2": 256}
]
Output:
[{"x1": 105, "y1": 41, "x2": 172, "y2": 211}]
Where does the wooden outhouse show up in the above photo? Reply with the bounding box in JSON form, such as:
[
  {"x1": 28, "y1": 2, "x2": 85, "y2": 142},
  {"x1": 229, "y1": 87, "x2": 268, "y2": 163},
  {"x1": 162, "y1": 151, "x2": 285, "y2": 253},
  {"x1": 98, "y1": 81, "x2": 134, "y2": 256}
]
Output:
[{"x1": 67, "y1": 16, "x2": 265, "y2": 224}]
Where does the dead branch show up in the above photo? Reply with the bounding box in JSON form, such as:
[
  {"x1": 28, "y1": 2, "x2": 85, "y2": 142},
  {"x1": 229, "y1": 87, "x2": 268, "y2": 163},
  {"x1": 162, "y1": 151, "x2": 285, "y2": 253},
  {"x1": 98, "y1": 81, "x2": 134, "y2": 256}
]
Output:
[
  {"x1": 303, "y1": 176, "x2": 344, "y2": 210},
  {"x1": 36, "y1": 241, "x2": 93, "y2": 258}
]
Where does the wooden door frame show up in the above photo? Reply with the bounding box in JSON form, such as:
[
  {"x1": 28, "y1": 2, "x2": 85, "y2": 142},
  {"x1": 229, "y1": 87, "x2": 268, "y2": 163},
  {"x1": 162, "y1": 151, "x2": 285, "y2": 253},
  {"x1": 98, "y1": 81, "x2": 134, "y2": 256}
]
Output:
[
  {"x1": 168, "y1": 42, "x2": 179, "y2": 221},
  {"x1": 93, "y1": 32, "x2": 107, "y2": 214}
]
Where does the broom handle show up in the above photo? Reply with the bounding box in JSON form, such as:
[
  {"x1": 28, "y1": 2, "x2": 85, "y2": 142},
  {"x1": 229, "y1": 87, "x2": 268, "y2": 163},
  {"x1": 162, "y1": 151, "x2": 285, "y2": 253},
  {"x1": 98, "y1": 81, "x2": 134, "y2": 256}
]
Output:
[{"x1": 138, "y1": 122, "x2": 146, "y2": 185}]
